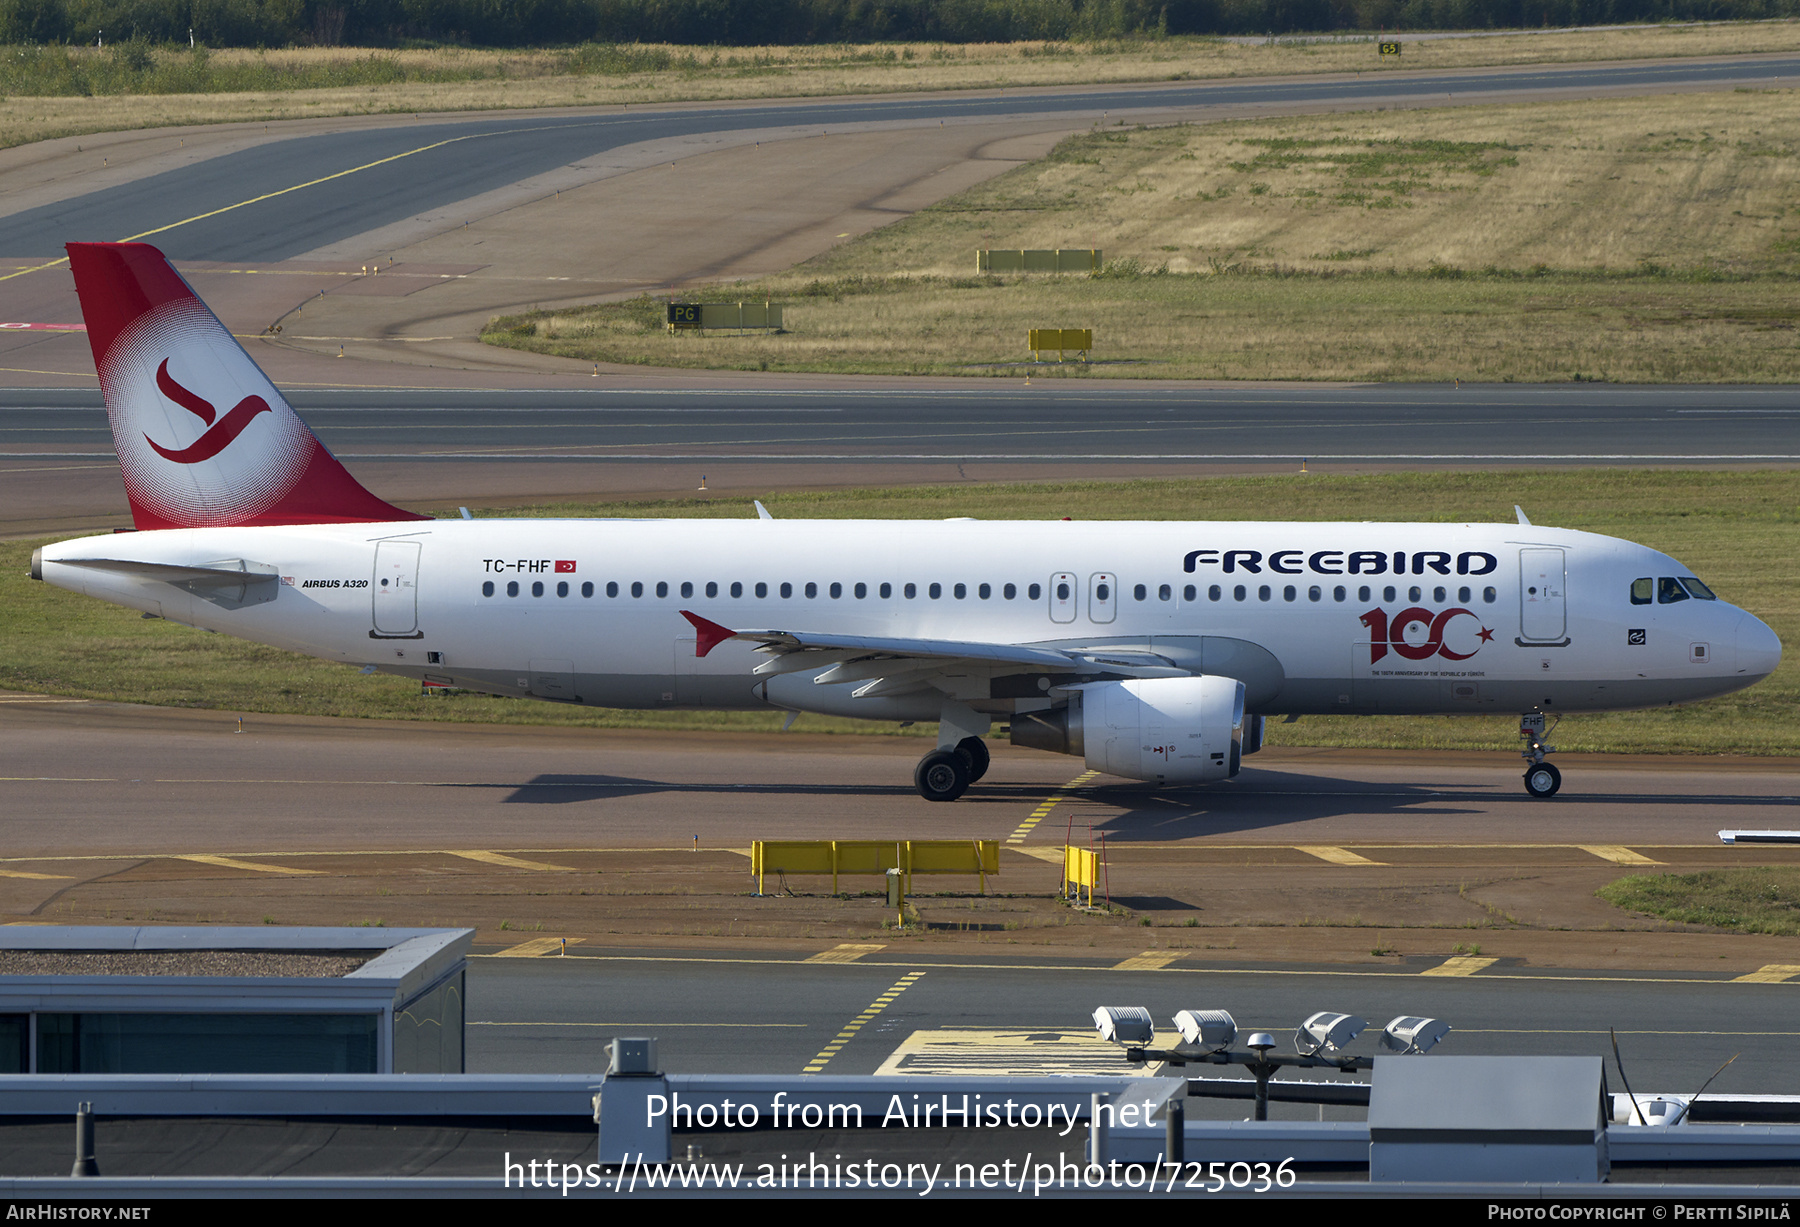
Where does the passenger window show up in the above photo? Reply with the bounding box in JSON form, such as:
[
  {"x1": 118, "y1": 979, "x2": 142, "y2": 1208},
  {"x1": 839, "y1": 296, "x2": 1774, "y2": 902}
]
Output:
[
  {"x1": 1483, "y1": 587, "x2": 1497, "y2": 603},
  {"x1": 680, "y1": 581, "x2": 693, "y2": 598},
  {"x1": 1184, "y1": 585, "x2": 1197, "y2": 601},
  {"x1": 904, "y1": 583, "x2": 916, "y2": 599},
  {"x1": 631, "y1": 581, "x2": 643, "y2": 598},
  {"x1": 532, "y1": 581, "x2": 544, "y2": 597},
  {"x1": 656, "y1": 581, "x2": 669, "y2": 598},
  {"x1": 705, "y1": 581, "x2": 718, "y2": 598},
  {"x1": 929, "y1": 583, "x2": 942, "y2": 599},
  {"x1": 1028, "y1": 583, "x2": 1041, "y2": 601},
  {"x1": 507, "y1": 581, "x2": 519, "y2": 597},
  {"x1": 606, "y1": 581, "x2": 619, "y2": 598},
  {"x1": 1358, "y1": 586, "x2": 1371, "y2": 602},
  {"x1": 978, "y1": 583, "x2": 991, "y2": 600},
  {"x1": 1631, "y1": 578, "x2": 1652, "y2": 605},
  {"x1": 1657, "y1": 577, "x2": 1690, "y2": 604},
  {"x1": 804, "y1": 582, "x2": 816, "y2": 598},
  {"x1": 1003, "y1": 583, "x2": 1016, "y2": 600},
  {"x1": 1333, "y1": 586, "x2": 1346, "y2": 602},
  {"x1": 1133, "y1": 584, "x2": 1147, "y2": 601},
  {"x1": 877, "y1": 582, "x2": 889, "y2": 598},
  {"x1": 1458, "y1": 586, "x2": 1471, "y2": 603},
  {"x1": 1233, "y1": 585, "x2": 1245, "y2": 601},
  {"x1": 730, "y1": 581, "x2": 742, "y2": 598},
  {"x1": 854, "y1": 582, "x2": 865, "y2": 599},
  {"x1": 953, "y1": 583, "x2": 966, "y2": 599},
  {"x1": 1209, "y1": 585, "x2": 1221, "y2": 601},
  {"x1": 1383, "y1": 586, "x2": 1396, "y2": 602},
  {"x1": 1308, "y1": 585, "x2": 1321, "y2": 602},
  {"x1": 1408, "y1": 586, "x2": 1422, "y2": 602},
  {"x1": 1095, "y1": 581, "x2": 1110, "y2": 602},
  {"x1": 1159, "y1": 584, "x2": 1172, "y2": 601},
  {"x1": 1283, "y1": 585, "x2": 1296, "y2": 602},
  {"x1": 1433, "y1": 587, "x2": 1446, "y2": 603},
  {"x1": 582, "y1": 582, "x2": 594, "y2": 597},
  {"x1": 1258, "y1": 585, "x2": 1271, "y2": 602},
  {"x1": 755, "y1": 582, "x2": 768, "y2": 598},
  {"x1": 557, "y1": 581, "x2": 569, "y2": 598},
  {"x1": 830, "y1": 582, "x2": 842, "y2": 599},
  {"x1": 780, "y1": 582, "x2": 793, "y2": 598},
  {"x1": 482, "y1": 581, "x2": 494, "y2": 597}
]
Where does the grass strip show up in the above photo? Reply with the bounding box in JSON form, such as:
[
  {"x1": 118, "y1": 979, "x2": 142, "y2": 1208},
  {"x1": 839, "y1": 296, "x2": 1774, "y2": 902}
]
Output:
[{"x1": 1600, "y1": 868, "x2": 1800, "y2": 935}]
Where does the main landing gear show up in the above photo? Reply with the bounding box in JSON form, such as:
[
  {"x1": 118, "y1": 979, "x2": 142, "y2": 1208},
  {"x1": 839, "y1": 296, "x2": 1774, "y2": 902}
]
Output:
[
  {"x1": 914, "y1": 736, "x2": 990, "y2": 802},
  {"x1": 1519, "y1": 711, "x2": 1561, "y2": 798}
]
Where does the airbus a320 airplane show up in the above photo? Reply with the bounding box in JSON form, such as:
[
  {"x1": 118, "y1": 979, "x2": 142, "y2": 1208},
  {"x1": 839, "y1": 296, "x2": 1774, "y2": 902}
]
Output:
[{"x1": 32, "y1": 243, "x2": 1783, "y2": 801}]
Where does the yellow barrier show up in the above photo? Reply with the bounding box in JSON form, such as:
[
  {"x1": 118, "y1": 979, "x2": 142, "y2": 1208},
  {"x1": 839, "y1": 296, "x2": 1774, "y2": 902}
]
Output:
[
  {"x1": 1063, "y1": 845, "x2": 1099, "y2": 907},
  {"x1": 977, "y1": 249, "x2": 1102, "y2": 273},
  {"x1": 1028, "y1": 328, "x2": 1092, "y2": 362},
  {"x1": 752, "y1": 839, "x2": 999, "y2": 896}
]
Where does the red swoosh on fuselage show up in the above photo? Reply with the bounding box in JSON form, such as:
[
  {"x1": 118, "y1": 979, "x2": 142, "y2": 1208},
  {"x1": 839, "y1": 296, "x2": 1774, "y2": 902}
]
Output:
[{"x1": 145, "y1": 396, "x2": 272, "y2": 463}]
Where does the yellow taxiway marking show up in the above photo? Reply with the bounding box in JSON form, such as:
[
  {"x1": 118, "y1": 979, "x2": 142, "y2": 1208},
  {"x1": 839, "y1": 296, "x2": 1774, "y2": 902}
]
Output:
[
  {"x1": 173, "y1": 854, "x2": 320, "y2": 876},
  {"x1": 492, "y1": 937, "x2": 586, "y2": 958},
  {"x1": 448, "y1": 850, "x2": 577, "y2": 872},
  {"x1": 1579, "y1": 845, "x2": 1664, "y2": 866},
  {"x1": 0, "y1": 869, "x2": 71, "y2": 881},
  {"x1": 876, "y1": 1028, "x2": 1139, "y2": 1077},
  {"x1": 1010, "y1": 847, "x2": 1067, "y2": 865},
  {"x1": 1733, "y1": 965, "x2": 1800, "y2": 984},
  {"x1": 1111, "y1": 950, "x2": 1184, "y2": 972},
  {"x1": 1296, "y1": 845, "x2": 1387, "y2": 866},
  {"x1": 1420, "y1": 955, "x2": 1500, "y2": 977},
  {"x1": 1006, "y1": 770, "x2": 1099, "y2": 844},
  {"x1": 0, "y1": 698, "x2": 88, "y2": 704},
  {"x1": 804, "y1": 944, "x2": 887, "y2": 964},
  {"x1": 803, "y1": 971, "x2": 926, "y2": 1074}
]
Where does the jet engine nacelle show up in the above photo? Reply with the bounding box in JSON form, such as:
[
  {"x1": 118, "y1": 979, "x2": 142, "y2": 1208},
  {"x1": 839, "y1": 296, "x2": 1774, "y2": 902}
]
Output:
[{"x1": 1067, "y1": 676, "x2": 1246, "y2": 785}]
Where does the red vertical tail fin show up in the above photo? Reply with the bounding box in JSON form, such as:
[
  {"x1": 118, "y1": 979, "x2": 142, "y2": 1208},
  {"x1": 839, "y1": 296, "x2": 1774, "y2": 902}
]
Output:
[{"x1": 66, "y1": 242, "x2": 426, "y2": 530}]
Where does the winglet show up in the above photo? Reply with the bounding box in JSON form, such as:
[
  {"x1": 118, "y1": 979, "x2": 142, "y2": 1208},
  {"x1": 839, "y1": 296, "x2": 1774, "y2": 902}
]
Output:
[{"x1": 681, "y1": 610, "x2": 736, "y2": 658}]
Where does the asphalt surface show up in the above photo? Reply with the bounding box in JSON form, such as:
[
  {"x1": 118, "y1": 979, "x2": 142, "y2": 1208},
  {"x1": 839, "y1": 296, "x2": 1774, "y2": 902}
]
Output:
[
  {"x1": 6, "y1": 383, "x2": 1800, "y2": 468},
  {"x1": 465, "y1": 949, "x2": 1797, "y2": 1102},
  {"x1": 2, "y1": 56, "x2": 1796, "y2": 260}
]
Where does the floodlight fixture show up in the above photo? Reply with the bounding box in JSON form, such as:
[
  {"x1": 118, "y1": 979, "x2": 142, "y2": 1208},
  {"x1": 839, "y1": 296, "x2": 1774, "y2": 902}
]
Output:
[
  {"x1": 1172, "y1": 1008, "x2": 1237, "y2": 1054},
  {"x1": 1093, "y1": 1006, "x2": 1155, "y2": 1049},
  {"x1": 1380, "y1": 1015, "x2": 1451, "y2": 1055},
  {"x1": 1295, "y1": 1010, "x2": 1366, "y2": 1057}
]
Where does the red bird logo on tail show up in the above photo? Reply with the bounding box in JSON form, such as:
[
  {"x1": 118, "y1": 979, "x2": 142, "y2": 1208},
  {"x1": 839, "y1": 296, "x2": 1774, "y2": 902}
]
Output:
[{"x1": 144, "y1": 359, "x2": 272, "y2": 464}]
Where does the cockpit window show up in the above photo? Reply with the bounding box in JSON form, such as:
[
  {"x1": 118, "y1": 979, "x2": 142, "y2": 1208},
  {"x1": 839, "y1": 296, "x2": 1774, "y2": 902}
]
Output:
[
  {"x1": 1680, "y1": 577, "x2": 1717, "y2": 600},
  {"x1": 1630, "y1": 578, "x2": 1652, "y2": 605},
  {"x1": 1657, "y1": 577, "x2": 1690, "y2": 604}
]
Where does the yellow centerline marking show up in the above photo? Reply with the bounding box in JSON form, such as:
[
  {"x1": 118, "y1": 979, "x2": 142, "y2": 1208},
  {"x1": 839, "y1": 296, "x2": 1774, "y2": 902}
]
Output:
[
  {"x1": 172, "y1": 854, "x2": 320, "y2": 876},
  {"x1": 448, "y1": 850, "x2": 577, "y2": 872},
  {"x1": 492, "y1": 937, "x2": 585, "y2": 958},
  {"x1": 1733, "y1": 965, "x2": 1800, "y2": 984},
  {"x1": 804, "y1": 944, "x2": 888, "y2": 964},
  {"x1": 1420, "y1": 955, "x2": 1500, "y2": 977},
  {"x1": 0, "y1": 869, "x2": 71, "y2": 881},
  {"x1": 1111, "y1": 950, "x2": 1183, "y2": 972},
  {"x1": 0, "y1": 124, "x2": 545, "y2": 285},
  {"x1": 1007, "y1": 770, "x2": 1098, "y2": 844},
  {"x1": 1579, "y1": 845, "x2": 1664, "y2": 865},
  {"x1": 1296, "y1": 845, "x2": 1387, "y2": 866},
  {"x1": 803, "y1": 971, "x2": 925, "y2": 1074}
]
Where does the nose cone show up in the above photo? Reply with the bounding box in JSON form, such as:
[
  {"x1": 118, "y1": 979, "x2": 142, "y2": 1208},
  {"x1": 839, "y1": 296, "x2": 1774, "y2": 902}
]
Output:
[{"x1": 1736, "y1": 613, "x2": 1783, "y2": 681}]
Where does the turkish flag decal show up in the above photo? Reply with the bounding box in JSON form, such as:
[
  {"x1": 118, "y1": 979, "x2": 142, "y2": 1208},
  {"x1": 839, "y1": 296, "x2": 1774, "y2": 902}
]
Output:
[{"x1": 555, "y1": 560, "x2": 577, "y2": 573}]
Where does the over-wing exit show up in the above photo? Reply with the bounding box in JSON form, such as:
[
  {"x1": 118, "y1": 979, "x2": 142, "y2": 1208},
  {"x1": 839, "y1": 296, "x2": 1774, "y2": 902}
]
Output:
[{"x1": 32, "y1": 243, "x2": 1782, "y2": 801}]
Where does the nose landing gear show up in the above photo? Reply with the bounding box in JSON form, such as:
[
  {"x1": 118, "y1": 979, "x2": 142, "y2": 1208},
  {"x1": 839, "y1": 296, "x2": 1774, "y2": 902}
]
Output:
[{"x1": 1520, "y1": 711, "x2": 1561, "y2": 797}]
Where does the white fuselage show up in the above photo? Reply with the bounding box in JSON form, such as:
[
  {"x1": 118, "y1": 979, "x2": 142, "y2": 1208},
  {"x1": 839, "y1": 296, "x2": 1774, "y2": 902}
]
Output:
[{"x1": 36, "y1": 517, "x2": 1779, "y2": 727}]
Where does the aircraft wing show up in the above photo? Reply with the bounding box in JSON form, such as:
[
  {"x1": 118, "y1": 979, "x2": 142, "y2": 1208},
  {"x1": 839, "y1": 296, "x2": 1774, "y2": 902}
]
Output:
[{"x1": 679, "y1": 611, "x2": 1189, "y2": 682}]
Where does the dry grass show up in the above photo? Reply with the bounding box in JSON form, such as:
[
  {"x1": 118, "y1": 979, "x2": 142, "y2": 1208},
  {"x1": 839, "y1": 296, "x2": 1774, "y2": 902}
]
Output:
[
  {"x1": 489, "y1": 88, "x2": 1800, "y2": 381},
  {"x1": 5, "y1": 22, "x2": 1800, "y2": 151}
]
